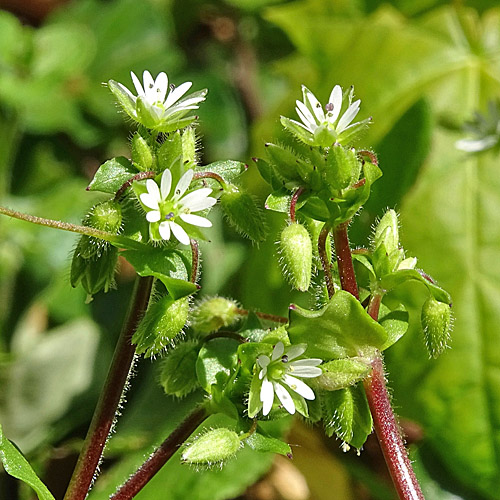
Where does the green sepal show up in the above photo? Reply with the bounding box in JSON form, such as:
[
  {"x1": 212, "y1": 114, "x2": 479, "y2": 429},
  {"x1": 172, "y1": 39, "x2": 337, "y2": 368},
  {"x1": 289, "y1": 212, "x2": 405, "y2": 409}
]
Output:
[
  {"x1": 108, "y1": 79, "x2": 136, "y2": 120},
  {"x1": 265, "y1": 143, "x2": 304, "y2": 184},
  {"x1": 379, "y1": 269, "x2": 452, "y2": 304},
  {"x1": 325, "y1": 144, "x2": 361, "y2": 192},
  {"x1": 321, "y1": 384, "x2": 373, "y2": 449},
  {"x1": 238, "y1": 342, "x2": 273, "y2": 377},
  {"x1": 265, "y1": 189, "x2": 292, "y2": 213},
  {"x1": 374, "y1": 209, "x2": 399, "y2": 255},
  {"x1": 253, "y1": 157, "x2": 283, "y2": 191},
  {"x1": 280, "y1": 115, "x2": 315, "y2": 146},
  {"x1": 220, "y1": 186, "x2": 268, "y2": 243},
  {"x1": 288, "y1": 291, "x2": 387, "y2": 359},
  {"x1": 87, "y1": 157, "x2": 137, "y2": 194},
  {"x1": 132, "y1": 295, "x2": 189, "y2": 357},
  {"x1": 299, "y1": 194, "x2": 332, "y2": 222},
  {"x1": 315, "y1": 358, "x2": 371, "y2": 391},
  {"x1": 182, "y1": 127, "x2": 196, "y2": 166},
  {"x1": 157, "y1": 131, "x2": 183, "y2": 172},
  {"x1": 278, "y1": 222, "x2": 312, "y2": 291},
  {"x1": 247, "y1": 368, "x2": 264, "y2": 418},
  {"x1": 181, "y1": 428, "x2": 241, "y2": 466},
  {"x1": 0, "y1": 424, "x2": 55, "y2": 500},
  {"x1": 196, "y1": 337, "x2": 239, "y2": 393},
  {"x1": 421, "y1": 297, "x2": 452, "y2": 358},
  {"x1": 159, "y1": 340, "x2": 199, "y2": 397},
  {"x1": 209, "y1": 384, "x2": 240, "y2": 421},
  {"x1": 123, "y1": 248, "x2": 197, "y2": 300},
  {"x1": 245, "y1": 431, "x2": 292, "y2": 457},
  {"x1": 378, "y1": 302, "x2": 409, "y2": 350},
  {"x1": 131, "y1": 132, "x2": 153, "y2": 171}
]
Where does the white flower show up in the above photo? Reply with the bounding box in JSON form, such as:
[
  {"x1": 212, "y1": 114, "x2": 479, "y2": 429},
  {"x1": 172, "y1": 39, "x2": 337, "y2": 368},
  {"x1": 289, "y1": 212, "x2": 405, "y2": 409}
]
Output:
[
  {"x1": 139, "y1": 169, "x2": 216, "y2": 245},
  {"x1": 282, "y1": 85, "x2": 370, "y2": 147},
  {"x1": 257, "y1": 341, "x2": 322, "y2": 416},
  {"x1": 108, "y1": 70, "x2": 207, "y2": 131}
]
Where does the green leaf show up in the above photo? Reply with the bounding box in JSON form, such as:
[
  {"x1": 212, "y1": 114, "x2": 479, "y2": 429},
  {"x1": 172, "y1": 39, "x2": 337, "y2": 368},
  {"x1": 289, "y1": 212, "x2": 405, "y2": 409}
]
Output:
[
  {"x1": 0, "y1": 424, "x2": 55, "y2": 500},
  {"x1": 265, "y1": 189, "x2": 291, "y2": 213},
  {"x1": 196, "y1": 160, "x2": 247, "y2": 185},
  {"x1": 159, "y1": 341, "x2": 199, "y2": 397},
  {"x1": 378, "y1": 302, "x2": 409, "y2": 350},
  {"x1": 122, "y1": 248, "x2": 197, "y2": 300},
  {"x1": 245, "y1": 432, "x2": 292, "y2": 457},
  {"x1": 196, "y1": 338, "x2": 239, "y2": 393},
  {"x1": 321, "y1": 384, "x2": 373, "y2": 449},
  {"x1": 87, "y1": 157, "x2": 137, "y2": 194},
  {"x1": 316, "y1": 358, "x2": 371, "y2": 391},
  {"x1": 288, "y1": 290, "x2": 388, "y2": 359}
]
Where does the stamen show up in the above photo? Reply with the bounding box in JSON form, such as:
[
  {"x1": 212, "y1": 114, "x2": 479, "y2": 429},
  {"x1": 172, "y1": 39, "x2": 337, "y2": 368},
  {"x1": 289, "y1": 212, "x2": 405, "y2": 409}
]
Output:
[
  {"x1": 169, "y1": 83, "x2": 176, "y2": 91},
  {"x1": 165, "y1": 212, "x2": 175, "y2": 220},
  {"x1": 325, "y1": 103, "x2": 334, "y2": 112},
  {"x1": 281, "y1": 355, "x2": 288, "y2": 363}
]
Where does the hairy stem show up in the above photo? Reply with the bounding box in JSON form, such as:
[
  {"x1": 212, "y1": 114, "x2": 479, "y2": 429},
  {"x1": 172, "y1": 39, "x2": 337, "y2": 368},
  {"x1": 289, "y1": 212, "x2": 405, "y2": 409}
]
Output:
[
  {"x1": 113, "y1": 171, "x2": 155, "y2": 201},
  {"x1": 110, "y1": 406, "x2": 208, "y2": 500},
  {"x1": 332, "y1": 222, "x2": 359, "y2": 299},
  {"x1": 192, "y1": 171, "x2": 228, "y2": 189},
  {"x1": 318, "y1": 223, "x2": 335, "y2": 299},
  {"x1": 190, "y1": 239, "x2": 200, "y2": 283},
  {"x1": 235, "y1": 308, "x2": 288, "y2": 324},
  {"x1": 64, "y1": 276, "x2": 154, "y2": 500},
  {"x1": 363, "y1": 357, "x2": 424, "y2": 500},
  {"x1": 289, "y1": 187, "x2": 304, "y2": 223},
  {"x1": 333, "y1": 236, "x2": 424, "y2": 499},
  {"x1": 0, "y1": 206, "x2": 146, "y2": 251}
]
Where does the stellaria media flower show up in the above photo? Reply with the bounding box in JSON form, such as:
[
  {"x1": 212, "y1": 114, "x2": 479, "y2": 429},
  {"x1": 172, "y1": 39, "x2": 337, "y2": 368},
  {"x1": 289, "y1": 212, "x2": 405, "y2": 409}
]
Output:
[
  {"x1": 108, "y1": 70, "x2": 207, "y2": 132},
  {"x1": 281, "y1": 85, "x2": 371, "y2": 147},
  {"x1": 139, "y1": 169, "x2": 216, "y2": 245},
  {"x1": 248, "y1": 341, "x2": 322, "y2": 418}
]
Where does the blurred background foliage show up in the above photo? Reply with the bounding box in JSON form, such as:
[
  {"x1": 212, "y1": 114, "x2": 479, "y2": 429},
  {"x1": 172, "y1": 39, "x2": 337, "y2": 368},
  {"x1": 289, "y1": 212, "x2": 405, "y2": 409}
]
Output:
[{"x1": 0, "y1": 0, "x2": 499, "y2": 499}]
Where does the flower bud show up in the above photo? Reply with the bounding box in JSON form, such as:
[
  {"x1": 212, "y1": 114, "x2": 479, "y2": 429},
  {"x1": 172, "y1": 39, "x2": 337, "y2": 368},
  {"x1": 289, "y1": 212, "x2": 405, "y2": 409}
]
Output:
[
  {"x1": 191, "y1": 297, "x2": 241, "y2": 335},
  {"x1": 279, "y1": 222, "x2": 312, "y2": 291},
  {"x1": 220, "y1": 185, "x2": 268, "y2": 243},
  {"x1": 181, "y1": 428, "x2": 241, "y2": 466},
  {"x1": 374, "y1": 209, "x2": 399, "y2": 255},
  {"x1": 325, "y1": 144, "x2": 361, "y2": 192},
  {"x1": 131, "y1": 133, "x2": 153, "y2": 171},
  {"x1": 132, "y1": 295, "x2": 189, "y2": 357},
  {"x1": 421, "y1": 297, "x2": 452, "y2": 358}
]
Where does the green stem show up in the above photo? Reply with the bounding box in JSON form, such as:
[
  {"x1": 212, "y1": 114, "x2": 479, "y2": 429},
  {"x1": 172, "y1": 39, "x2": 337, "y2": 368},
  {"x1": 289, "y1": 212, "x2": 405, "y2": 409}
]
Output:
[
  {"x1": 0, "y1": 206, "x2": 147, "y2": 251},
  {"x1": 64, "y1": 276, "x2": 154, "y2": 500},
  {"x1": 110, "y1": 406, "x2": 208, "y2": 500}
]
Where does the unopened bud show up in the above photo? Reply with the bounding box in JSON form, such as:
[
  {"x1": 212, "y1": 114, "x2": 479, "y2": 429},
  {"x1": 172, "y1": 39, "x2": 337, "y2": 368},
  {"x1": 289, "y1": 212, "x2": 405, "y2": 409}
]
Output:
[
  {"x1": 325, "y1": 145, "x2": 361, "y2": 192},
  {"x1": 374, "y1": 210, "x2": 399, "y2": 255},
  {"x1": 220, "y1": 185, "x2": 267, "y2": 243},
  {"x1": 131, "y1": 133, "x2": 153, "y2": 171},
  {"x1": 182, "y1": 428, "x2": 241, "y2": 466},
  {"x1": 279, "y1": 222, "x2": 312, "y2": 291},
  {"x1": 191, "y1": 297, "x2": 242, "y2": 335},
  {"x1": 133, "y1": 295, "x2": 189, "y2": 357},
  {"x1": 421, "y1": 297, "x2": 452, "y2": 358}
]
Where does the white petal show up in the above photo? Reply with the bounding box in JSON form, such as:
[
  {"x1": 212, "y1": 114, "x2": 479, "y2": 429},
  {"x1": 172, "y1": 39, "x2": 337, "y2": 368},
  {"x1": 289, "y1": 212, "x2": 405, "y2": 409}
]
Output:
[
  {"x1": 114, "y1": 81, "x2": 137, "y2": 104},
  {"x1": 180, "y1": 213, "x2": 212, "y2": 227},
  {"x1": 288, "y1": 365, "x2": 323, "y2": 378},
  {"x1": 260, "y1": 377, "x2": 274, "y2": 416},
  {"x1": 296, "y1": 100, "x2": 317, "y2": 128},
  {"x1": 289, "y1": 118, "x2": 312, "y2": 132},
  {"x1": 337, "y1": 100, "x2": 360, "y2": 133},
  {"x1": 282, "y1": 375, "x2": 315, "y2": 400},
  {"x1": 284, "y1": 344, "x2": 307, "y2": 361},
  {"x1": 296, "y1": 107, "x2": 316, "y2": 133},
  {"x1": 272, "y1": 342, "x2": 285, "y2": 361},
  {"x1": 306, "y1": 90, "x2": 325, "y2": 123},
  {"x1": 274, "y1": 382, "x2": 295, "y2": 414},
  {"x1": 152, "y1": 72, "x2": 169, "y2": 103},
  {"x1": 146, "y1": 210, "x2": 161, "y2": 223},
  {"x1": 145, "y1": 179, "x2": 161, "y2": 200},
  {"x1": 174, "y1": 169, "x2": 194, "y2": 199},
  {"x1": 140, "y1": 192, "x2": 160, "y2": 210},
  {"x1": 258, "y1": 367, "x2": 267, "y2": 380},
  {"x1": 327, "y1": 85, "x2": 343, "y2": 123},
  {"x1": 180, "y1": 189, "x2": 216, "y2": 212},
  {"x1": 455, "y1": 136, "x2": 497, "y2": 152},
  {"x1": 290, "y1": 358, "x2": 323, "y2": 367},
  {"x1": 170, "y1": 221, "x2": 190, "y2": 245},
  {"x1": 160, "y1": 169, "x2": 172, "y2": 199},
  {"x1": 164, "y1": 81, "x2": 192, "y2": 108},
  {"x1": 158, "y1": 221, "x2": 171, "y2": 240},
  {"x1": 142, "y1": 70, "x2": 156, "y2": 101},
  {"x1": 131, "y1": 71, "x2": 145, "y2": 96},
  {"x1": 174, "y1": 95, "x2": 205, "y2": 107}
]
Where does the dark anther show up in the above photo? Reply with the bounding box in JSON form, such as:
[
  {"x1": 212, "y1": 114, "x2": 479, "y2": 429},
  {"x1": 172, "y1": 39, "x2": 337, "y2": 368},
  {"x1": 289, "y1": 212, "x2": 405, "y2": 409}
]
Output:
[
  {"x1": 281, "y1": 355, "x2": 289, "y2": 363},
  {"x1": 169, "y1": 83, "x2": 176, "y2": 91},
  {"x1": 165, "y1": 212, "x2": 175, "y2": 220},
  {"x1": 325, "y1": 102, "x2": 334, "y2": 112}
]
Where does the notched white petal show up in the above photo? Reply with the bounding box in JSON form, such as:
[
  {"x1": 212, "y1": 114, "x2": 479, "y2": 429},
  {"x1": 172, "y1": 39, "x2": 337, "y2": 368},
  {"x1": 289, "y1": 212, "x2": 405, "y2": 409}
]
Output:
[
  {"x1": 180, "y1": 213, "x2": 212, "y2": 227},
  {"x1": 283, "y1": 375, "x2": 315, "y2": 400},
  {"x1": 274, "y1": 382, "x2": 295, "y2": 414},
  {"x1": 158, "y1": 220, "x2": 171, "y2": 240},
  {"x1": 170, "y1": 221, "x2": 190, "y2": 245}
]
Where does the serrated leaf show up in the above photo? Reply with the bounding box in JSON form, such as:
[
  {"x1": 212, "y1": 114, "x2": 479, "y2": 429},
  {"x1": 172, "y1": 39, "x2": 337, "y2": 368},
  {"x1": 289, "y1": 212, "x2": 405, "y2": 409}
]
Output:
[
  {"x1": 0, "y1": 424, "x2": 55, "y2": 500},
  {"x1": 321, "y1": 384, "x2": 372, "y2": 449},
  {"x1": 288, "y1": 290, "x2": 387, "y2": 359},
  {"x1": 122, "y1": 248, "x2": 197, "y2": 300},
  {"x1": 87, "y1": 157, "x2": 137, "y2": 194}
]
